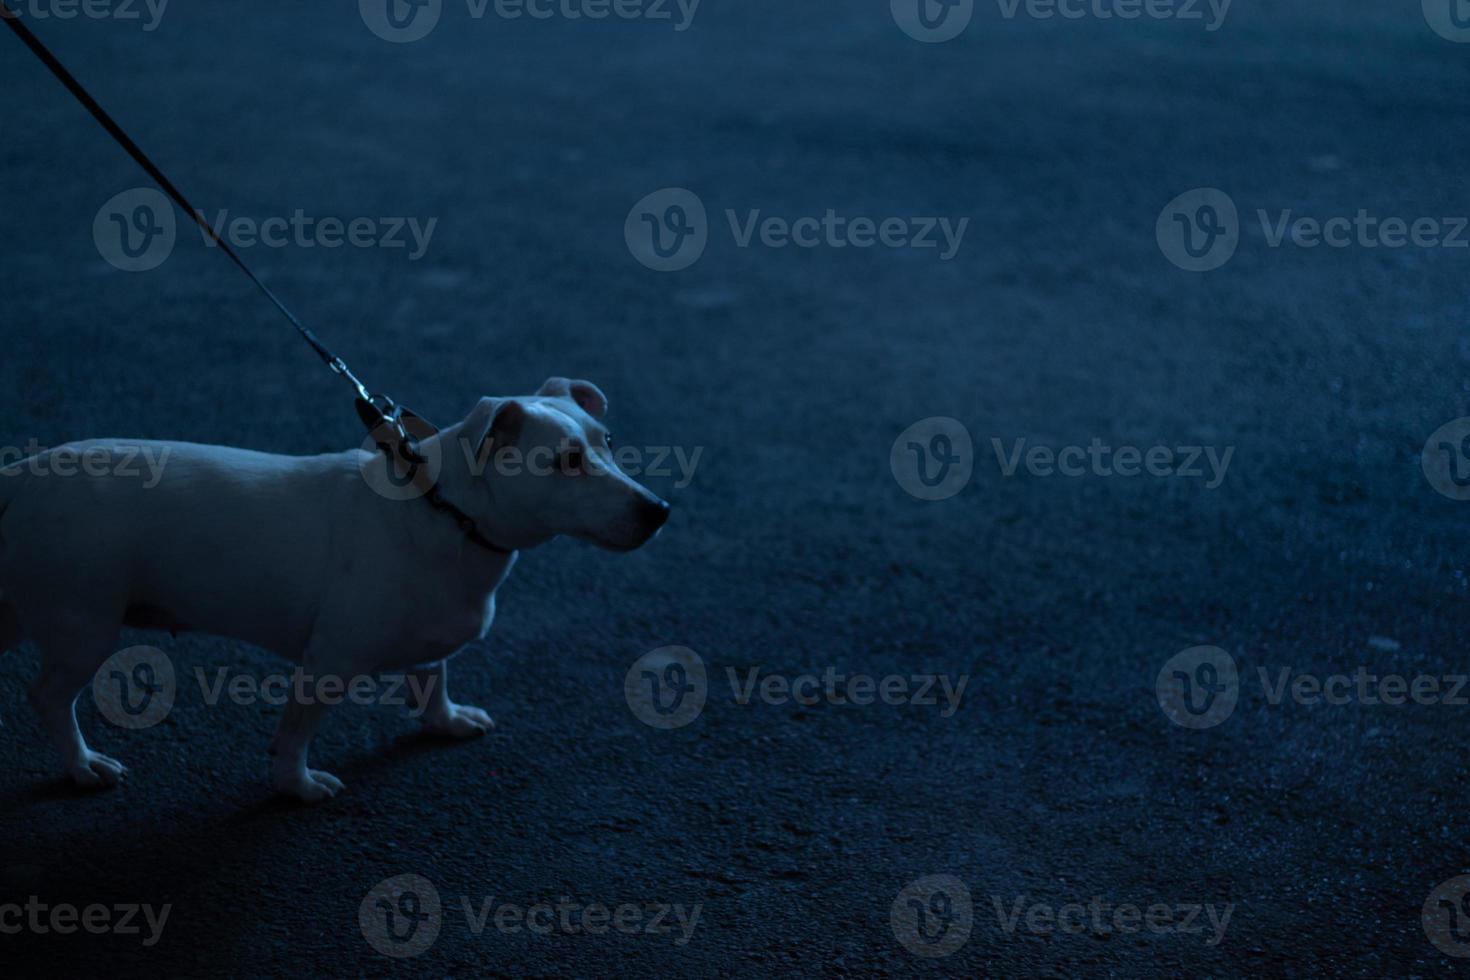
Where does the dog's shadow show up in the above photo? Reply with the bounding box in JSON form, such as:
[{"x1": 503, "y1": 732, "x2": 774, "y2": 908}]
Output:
[
  {"x1": 0, "y1": 726, "x2": 508, "y2": 973},
  {"x1": 0, "y1": 775, "x2": 120, "y2": 813},
  {"x1": 229, "y1": 729, "x2": 465, "y2": 819}
]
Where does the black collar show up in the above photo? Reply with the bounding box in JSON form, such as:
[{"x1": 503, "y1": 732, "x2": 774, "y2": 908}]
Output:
[{"x1": 422, "y1": 484, "x2": 516, "y2": 556}]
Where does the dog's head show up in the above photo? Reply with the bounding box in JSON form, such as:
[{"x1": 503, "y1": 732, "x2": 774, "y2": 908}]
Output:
[{"x1": 457, "y1": 377, "x2": 670, "y2": 551}]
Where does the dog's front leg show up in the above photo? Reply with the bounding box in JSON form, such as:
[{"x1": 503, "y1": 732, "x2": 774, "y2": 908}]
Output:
[
  {"x1": 270, "y1": 692, "x2": 342, "y2": 804},
  {"x1": 410, "y1": 660, "x2": 495, "y2": 739}
]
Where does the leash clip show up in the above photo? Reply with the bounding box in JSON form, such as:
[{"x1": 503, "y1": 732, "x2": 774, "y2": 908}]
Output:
[
  {"x1": 356, "y1": 393, "x2": 428, "y2": 466},
  {"x1": 355, "y1": 393, "x2": 426, "y2": 467},
  {"x1": 331, "y1": 356, "x2": 373, "y2": 403}
]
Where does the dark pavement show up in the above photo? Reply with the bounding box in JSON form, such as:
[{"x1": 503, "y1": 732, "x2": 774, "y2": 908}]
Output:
[{"x1": 2, "y1": 0, "x2": 1469, "y2": 975}]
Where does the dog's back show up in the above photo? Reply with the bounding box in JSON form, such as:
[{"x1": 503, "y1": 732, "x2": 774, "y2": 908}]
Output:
[{"x1": 0, "y1": 440, "x2": 363, "y2": 660}]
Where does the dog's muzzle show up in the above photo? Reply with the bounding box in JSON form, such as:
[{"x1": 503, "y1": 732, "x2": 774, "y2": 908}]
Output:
[{"x1": 641, "y1": 497, "x2": 672, "y2": 534}]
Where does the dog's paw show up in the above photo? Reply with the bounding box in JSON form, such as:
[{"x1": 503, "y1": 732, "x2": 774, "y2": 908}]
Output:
[
  {"x1": 422, "y1": 703, "x2": 495, "y2": 740},
  {"x1": 275, "y1": 768, "x2": 344, "y2": 804},
  {"x1": 67, "y1": 751, "x2": 127, "y2": 790}
]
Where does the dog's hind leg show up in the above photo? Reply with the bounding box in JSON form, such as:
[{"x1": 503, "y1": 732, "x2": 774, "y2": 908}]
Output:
[
  {"x1": 270, "y1": 696, "x2": 340, "y2": 803},
  {"x1": 27, "y1": 613, "x2": 127, "y2": 789}
]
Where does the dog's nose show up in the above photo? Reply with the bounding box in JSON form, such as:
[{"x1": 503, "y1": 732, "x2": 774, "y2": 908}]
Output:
[{"x1": 642, "y1": 497, "x2": 671, "y2": 531}]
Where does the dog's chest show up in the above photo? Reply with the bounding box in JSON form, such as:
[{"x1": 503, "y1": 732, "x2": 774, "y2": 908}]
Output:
[
  {"x1": 410, "y1": 588, "x2": 497, "y2": 662},
  {"x1": 367, "y1": 553, "x2": 514, "y2": 669}
]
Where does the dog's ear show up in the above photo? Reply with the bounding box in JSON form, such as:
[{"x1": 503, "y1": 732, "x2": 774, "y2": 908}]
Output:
[
  {"x1": 467, "y1": 398, "x2": 527, "y2": 459},
  {"x1": 537, "y1": 377, "x2": 608, "y2": 418}
]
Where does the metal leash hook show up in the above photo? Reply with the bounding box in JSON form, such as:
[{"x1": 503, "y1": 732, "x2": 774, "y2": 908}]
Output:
[{"x1": 355, "y1": 394, "x2": 436, "y2": 477}]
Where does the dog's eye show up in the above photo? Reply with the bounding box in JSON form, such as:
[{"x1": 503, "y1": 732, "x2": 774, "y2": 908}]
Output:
[{"x1": 603, "y1": 432, "x2": 613, "y2": 448}]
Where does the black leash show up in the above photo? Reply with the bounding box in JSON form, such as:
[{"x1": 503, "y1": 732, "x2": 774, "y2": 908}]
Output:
[
  {"x1": 1, "y1": 1, "x2": 358, "y2": 393},
  {"x1": 1, "y1": 3, "x2": 513, "y2": 556}
]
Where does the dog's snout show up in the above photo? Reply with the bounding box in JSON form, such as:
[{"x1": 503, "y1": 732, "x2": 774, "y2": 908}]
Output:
[{"x1": 642, "y1": 497, "x2": 671, "y2": 531}]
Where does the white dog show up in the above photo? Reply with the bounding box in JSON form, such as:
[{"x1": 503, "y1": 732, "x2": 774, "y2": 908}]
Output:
[{"x1": 0, "y1": 378, "x2": 669, "y2": 802}]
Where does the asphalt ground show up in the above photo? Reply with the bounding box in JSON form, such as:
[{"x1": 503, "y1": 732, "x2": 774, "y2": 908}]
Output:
[{"x1": 2, "y1": 0, "x2": 1469, "y2": 975}]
